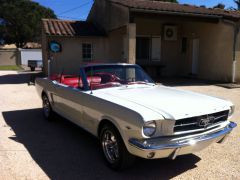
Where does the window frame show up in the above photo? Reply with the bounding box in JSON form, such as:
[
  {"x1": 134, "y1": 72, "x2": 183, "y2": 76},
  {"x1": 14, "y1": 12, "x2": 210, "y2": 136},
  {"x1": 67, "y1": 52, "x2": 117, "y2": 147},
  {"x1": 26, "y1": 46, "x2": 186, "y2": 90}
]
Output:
[
  {"x1": 136, "y1": 35, "x2": 162, "y2": 62},
  {"x1": 151, "y1": 36, "x2": 161, "y2": 62},
  {"x1": 82, "y1": 43, "x2": 93, "y2": 61}
]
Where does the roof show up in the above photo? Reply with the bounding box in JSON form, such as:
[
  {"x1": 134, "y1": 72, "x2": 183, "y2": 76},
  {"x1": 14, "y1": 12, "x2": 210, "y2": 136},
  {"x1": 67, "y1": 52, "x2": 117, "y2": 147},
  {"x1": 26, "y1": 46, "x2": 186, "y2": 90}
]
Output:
[
  {"x1": 110, "y1": 0, "x2": 240, "y2": 20},
  {"x1": 42, "y1": 19, "x2": 105, "y2": 37}
]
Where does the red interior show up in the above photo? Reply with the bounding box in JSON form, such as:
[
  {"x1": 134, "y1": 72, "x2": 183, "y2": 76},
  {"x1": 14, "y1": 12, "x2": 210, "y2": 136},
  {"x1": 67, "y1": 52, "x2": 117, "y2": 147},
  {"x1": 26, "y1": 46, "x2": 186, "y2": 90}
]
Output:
[{"x1": 50, "y1": 73, "x2": 119, "y2": 89}]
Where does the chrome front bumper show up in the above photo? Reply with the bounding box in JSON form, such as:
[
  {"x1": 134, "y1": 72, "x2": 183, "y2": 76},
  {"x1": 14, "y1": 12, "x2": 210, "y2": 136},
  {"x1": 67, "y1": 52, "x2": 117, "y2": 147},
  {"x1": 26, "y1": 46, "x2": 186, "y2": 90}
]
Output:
[{"x1": 128, "y1": 122, "x2": 237, "y2": 159}]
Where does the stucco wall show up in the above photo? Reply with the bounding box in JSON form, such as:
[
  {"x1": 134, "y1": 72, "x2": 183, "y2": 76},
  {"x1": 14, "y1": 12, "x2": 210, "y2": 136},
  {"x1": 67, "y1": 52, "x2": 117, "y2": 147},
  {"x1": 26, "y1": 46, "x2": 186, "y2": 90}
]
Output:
[
  {"x1": 182, "y1": 21, "x2": 234, "y2": 82},
  {"x1": 134, "y1": 15, "x2": 234, "y2": 82},
  {"x1": 135, "y1": 16, "x2": 186, "y2": 76},
  {"x1": 107, "y1": 26, "x2": 127, "y2": 61},
  {"x1": 46, "y1": 37, "x2": 107, "y2": 75},
  {"x1": 235, "y1": 28, "x2": 240, "y2": 83},
  {"x1": 87, "y1": 0, "x2": 129, "y2": 32},
  {"x1": 43, "y1": 29, "x2": 127, "y2": 75},
  {"x1": 0, "y1": 49, "x2": 20, "y2": 66}
]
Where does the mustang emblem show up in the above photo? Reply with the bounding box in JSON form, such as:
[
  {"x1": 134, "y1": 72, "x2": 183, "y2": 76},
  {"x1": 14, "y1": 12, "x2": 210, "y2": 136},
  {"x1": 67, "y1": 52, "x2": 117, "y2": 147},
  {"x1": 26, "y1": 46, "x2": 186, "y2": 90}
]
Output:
[{"x1": 198, "y1": 116, "x2": 215, "y2": 128}]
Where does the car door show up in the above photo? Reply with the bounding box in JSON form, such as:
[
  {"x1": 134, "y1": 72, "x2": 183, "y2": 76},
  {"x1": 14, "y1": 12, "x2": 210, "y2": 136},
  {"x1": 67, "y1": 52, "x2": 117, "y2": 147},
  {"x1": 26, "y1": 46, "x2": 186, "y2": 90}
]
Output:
[{"x1": 54, "y1": 84, "x2": 84, "y2": 127}]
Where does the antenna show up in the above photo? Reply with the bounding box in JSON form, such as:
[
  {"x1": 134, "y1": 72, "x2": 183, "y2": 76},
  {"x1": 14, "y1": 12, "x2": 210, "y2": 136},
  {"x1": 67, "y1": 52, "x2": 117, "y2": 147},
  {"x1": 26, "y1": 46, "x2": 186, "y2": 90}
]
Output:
[
  {"x1": 90, "y1": 65, "x2": 93, "y2": 94},
  {"x1": 60, "y1": 68, "x2": 64, "y2": 83}
]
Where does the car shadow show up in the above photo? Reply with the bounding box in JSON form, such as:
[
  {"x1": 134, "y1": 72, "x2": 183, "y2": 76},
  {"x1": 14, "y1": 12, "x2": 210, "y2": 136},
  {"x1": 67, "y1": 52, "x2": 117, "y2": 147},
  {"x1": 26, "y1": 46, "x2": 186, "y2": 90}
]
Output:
[
  {"x1": 2, "y1": 109, "x2": 201, "y2": 179},
  {"x1": 0, "y1": 71, "x2": 44, "y2": 85}
]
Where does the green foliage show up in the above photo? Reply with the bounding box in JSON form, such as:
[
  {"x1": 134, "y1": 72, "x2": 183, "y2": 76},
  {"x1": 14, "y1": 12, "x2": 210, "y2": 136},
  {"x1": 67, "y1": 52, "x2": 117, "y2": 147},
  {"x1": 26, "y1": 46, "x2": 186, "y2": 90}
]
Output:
[
  {"x1": 0, "y1": 0, "x2": 56, "y2": 47},
  {"x1": 213, "y1": 3, "x2": 225, "y2": 9},
  {"x1": 0, "y1": 65, "x2": 23, "y2": 71},
  {"x1": 234, "y1": 0, "x2": 240, "y2": 10}
]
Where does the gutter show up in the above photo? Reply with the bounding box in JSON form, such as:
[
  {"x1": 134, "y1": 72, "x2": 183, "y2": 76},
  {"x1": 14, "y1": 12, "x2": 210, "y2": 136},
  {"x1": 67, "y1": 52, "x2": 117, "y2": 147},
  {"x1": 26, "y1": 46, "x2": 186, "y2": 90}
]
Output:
[
  {"x1": 130, "y1": 8, "x2": 222, "y2": 19},
  {"x1": 222, "y1": 19, "x2": 240, "y2": 83}
]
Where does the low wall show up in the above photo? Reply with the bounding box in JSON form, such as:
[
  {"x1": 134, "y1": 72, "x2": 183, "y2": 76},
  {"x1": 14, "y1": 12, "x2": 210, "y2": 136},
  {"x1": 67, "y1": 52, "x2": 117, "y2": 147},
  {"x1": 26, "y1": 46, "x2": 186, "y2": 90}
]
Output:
[{"x1": 0, "y1": 49, "x2": 20, "y2": 66}]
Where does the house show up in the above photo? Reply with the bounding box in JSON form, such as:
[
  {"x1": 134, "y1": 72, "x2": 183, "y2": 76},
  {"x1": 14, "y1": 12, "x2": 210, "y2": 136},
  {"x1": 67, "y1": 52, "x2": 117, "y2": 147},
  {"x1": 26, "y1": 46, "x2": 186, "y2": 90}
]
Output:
[{"x1": 42, "y1": 0, "x2": 240, "y2": 83}]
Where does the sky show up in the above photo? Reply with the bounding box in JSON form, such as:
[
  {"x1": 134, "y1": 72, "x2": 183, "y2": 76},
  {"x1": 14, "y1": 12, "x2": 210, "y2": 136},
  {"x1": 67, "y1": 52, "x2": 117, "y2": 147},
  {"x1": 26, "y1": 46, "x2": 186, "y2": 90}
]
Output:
[{"x1": 33, "y1": 0, "x2": 237, "y2": 20}]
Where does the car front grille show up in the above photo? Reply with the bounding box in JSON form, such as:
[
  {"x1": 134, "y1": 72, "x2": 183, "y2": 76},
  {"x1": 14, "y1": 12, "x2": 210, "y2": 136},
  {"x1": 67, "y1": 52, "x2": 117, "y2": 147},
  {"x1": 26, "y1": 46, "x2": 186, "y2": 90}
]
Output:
[{"x1": 174, "y1": 110, "x2": 229, "y2": 133}]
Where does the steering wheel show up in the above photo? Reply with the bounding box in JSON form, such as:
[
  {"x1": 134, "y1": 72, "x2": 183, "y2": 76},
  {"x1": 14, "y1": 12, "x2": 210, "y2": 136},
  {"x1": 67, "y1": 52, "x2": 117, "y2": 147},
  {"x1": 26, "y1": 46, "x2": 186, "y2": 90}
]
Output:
[
  {"x1": 110, "y1": 74, "x2": 121, "y2": 82},
  {"x1": 126, "y1": 77, "x2": 136, "y2": 82},
  {"x1": 93, "y1": 72, "x2": 121, "y2": 83}
]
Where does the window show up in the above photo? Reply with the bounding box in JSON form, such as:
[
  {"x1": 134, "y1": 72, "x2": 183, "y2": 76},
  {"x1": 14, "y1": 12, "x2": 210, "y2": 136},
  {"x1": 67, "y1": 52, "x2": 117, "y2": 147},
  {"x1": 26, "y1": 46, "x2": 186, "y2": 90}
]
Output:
[
  {"x1": 136, "y1": 37, "x2": 150, "y2": 59},
  {"x1": 151, "y1": 37, "x2": 161, "y2": 61},
  {"x1": 136, "y1": 37, "x2": 161, "y2": 61},
  {"x1": 84, "y1": 65, "x2": 154, "y2": 90},
  {"x1": 181, "y1": 37, "x2": 187, "y2": 53},
  {"x1": 82, "y1": 43, "x2": 92, "y2": 60}
]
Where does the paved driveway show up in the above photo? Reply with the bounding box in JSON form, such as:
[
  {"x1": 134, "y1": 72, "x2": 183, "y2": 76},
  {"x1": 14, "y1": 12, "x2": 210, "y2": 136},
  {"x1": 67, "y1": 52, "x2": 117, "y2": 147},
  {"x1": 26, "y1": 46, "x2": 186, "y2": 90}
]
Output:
[{"x1": 0, "y1": 71, "x2": 239, "y2": 180}]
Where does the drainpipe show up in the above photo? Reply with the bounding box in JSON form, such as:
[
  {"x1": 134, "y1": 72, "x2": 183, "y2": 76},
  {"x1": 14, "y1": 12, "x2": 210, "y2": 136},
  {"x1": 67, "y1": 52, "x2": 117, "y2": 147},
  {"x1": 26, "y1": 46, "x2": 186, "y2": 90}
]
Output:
[
  {"x1": 48, "y1": 59, "x2": 51, "y2": 78},
  {"x1": 222, "y1": 19, "x2": 239, "y2": 83}
]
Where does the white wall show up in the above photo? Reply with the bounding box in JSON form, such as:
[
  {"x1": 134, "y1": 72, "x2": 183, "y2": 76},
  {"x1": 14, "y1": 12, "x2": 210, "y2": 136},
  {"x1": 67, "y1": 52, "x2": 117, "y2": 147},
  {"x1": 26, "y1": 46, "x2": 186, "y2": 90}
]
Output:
[{"x1": 20, "y1": 49, "x2": 42, "y2": 65}]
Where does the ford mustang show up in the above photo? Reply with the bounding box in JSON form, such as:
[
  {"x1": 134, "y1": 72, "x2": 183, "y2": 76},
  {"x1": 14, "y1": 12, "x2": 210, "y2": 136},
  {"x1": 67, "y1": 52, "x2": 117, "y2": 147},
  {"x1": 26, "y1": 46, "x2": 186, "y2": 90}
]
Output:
[{"x1": 35, "y1": 63, "x2": 237, "y2": 170}]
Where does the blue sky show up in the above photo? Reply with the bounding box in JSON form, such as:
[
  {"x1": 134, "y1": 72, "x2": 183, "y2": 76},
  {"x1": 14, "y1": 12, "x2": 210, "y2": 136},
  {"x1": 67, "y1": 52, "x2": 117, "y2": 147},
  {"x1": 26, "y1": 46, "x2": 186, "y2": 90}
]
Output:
[{"x1": 33, "y1": 0, "x2": 237, "y2": 20}]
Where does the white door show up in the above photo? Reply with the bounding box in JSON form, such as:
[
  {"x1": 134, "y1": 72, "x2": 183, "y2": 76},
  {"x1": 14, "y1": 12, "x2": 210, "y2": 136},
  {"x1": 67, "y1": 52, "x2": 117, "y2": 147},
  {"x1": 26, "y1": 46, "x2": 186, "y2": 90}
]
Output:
[
  {"x1": 192, "y1": 39, "x2": 199, "y2": 75},
  {"x1": 54, "y1": 84, "x2": 83, "y2": 126},
  {"x1": 151, "y1": 37, "x2": 161, "y2": 61}
]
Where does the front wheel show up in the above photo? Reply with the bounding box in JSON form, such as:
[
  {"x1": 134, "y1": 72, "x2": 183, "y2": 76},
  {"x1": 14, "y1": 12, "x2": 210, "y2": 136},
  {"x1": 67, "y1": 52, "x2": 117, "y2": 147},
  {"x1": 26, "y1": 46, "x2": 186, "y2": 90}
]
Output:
[{"x1": 100, "y1": 124, "x2": 135, "y2": 170}]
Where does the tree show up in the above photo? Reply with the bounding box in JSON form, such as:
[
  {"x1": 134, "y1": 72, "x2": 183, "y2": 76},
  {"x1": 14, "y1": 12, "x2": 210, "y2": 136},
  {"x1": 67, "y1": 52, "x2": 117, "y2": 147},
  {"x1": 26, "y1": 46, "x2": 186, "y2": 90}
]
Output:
[
  {"x1": 0, "y1": 0, "x2": 56, "y2": 48},
  {"x1": 213, "y1": 3, "x2": 225, "y2": 9},
  {"x1": 234, "y1": 0, "x2": 240, "y2": 10}
]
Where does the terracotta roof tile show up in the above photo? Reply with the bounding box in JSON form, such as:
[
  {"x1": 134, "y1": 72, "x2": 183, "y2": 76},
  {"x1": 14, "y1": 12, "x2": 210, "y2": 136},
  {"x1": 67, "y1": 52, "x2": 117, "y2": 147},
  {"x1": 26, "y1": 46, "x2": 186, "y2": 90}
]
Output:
[
  {"x1": 110, "y1": 0, "x2": 240, "y2": 19},
  {"x1": 42, "y1": 19, "x2": 105, "y2": 36}
]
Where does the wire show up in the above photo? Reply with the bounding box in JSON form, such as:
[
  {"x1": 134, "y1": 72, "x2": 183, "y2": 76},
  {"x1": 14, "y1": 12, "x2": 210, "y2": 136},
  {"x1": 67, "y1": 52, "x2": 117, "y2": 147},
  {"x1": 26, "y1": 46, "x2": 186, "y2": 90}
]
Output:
[
  {"x1": 58, "y1": 1, "x2": 92, "y2": 15},
  {"x1": 57, "y1": 15, "x2": 86, "y2": 20}
]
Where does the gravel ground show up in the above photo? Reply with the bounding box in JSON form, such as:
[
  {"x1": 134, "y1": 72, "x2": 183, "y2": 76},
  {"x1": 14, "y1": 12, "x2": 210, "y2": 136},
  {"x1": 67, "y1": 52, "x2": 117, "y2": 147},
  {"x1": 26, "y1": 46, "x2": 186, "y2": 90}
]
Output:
[{"x1": 0, "y1": 70, "x2": 239, "y2": 180}]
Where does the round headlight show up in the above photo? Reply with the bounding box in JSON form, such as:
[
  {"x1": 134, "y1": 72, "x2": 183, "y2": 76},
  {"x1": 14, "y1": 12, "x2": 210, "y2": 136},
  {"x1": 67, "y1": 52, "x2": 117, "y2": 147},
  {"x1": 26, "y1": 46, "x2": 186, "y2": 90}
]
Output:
[
  {"x1": 143, "y1": 121, "x2": 156, "y2": 137},
  {"x1": 229, "y1": 105, "x2": 235, "y2": 117}
]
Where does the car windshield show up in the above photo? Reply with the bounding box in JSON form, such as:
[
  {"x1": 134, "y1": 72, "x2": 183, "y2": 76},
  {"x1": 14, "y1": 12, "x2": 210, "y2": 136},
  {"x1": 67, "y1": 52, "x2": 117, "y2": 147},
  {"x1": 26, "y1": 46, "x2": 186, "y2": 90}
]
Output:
[{"x1": 84, "y1": 65, "x2": 155, "y2": 90}]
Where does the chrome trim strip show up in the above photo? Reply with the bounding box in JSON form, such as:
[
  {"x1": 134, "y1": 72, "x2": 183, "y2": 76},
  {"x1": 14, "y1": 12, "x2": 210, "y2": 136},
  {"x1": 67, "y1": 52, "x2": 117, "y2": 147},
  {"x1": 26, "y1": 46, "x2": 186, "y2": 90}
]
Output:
[
  {"x1": 214, "y1": 114, "x2": 228, "y2": 120},
  {"x1": 174, "y1": 122, "x2": 198, "y2": 127},
  {"x1": 129, "y1": 122, "x2": 237, "y2": 150},
  {"x1": 173, "y1": 120, "x2": 229, "y2": 135}
]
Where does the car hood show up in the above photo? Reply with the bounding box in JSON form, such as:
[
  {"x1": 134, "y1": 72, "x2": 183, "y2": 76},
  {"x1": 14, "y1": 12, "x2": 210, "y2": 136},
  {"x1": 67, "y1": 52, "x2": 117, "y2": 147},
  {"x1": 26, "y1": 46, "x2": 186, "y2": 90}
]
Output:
[{"x1": 92, "y1": 85, "x2": 232, "y2": 121}]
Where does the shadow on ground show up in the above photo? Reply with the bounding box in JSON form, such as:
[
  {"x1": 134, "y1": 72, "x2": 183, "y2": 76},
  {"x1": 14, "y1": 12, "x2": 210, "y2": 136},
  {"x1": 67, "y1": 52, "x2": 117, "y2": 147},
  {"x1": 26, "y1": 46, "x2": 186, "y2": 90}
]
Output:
[
  {"x1": 2, "y1": 108, "x2": 201, "y2": 179},
  {"x1": 0, "y1": 71, "x2": 43, "y2": 85}
]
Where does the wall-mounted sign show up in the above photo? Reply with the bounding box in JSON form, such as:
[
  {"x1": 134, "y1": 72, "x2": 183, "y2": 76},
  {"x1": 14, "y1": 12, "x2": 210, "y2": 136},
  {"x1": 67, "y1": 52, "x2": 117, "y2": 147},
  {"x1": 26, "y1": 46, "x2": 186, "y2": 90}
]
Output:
[{"x1": 49, "y1": 41, "x2": 62, "y2": 53}]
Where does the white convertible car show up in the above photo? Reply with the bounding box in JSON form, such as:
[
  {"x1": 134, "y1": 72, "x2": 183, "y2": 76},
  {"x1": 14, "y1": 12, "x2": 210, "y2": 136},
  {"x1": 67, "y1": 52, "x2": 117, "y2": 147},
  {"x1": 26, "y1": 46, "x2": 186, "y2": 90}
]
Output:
[{"x1": 35, "y1": 63, "x2": 236, "y2": 170}]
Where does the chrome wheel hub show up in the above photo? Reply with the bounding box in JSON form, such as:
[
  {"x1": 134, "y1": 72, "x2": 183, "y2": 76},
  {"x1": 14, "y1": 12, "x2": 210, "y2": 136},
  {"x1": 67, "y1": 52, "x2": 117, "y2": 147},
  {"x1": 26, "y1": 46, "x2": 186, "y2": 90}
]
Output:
[{"x1": 102, "y1": 130, "x2": 119, "y2": 163}]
